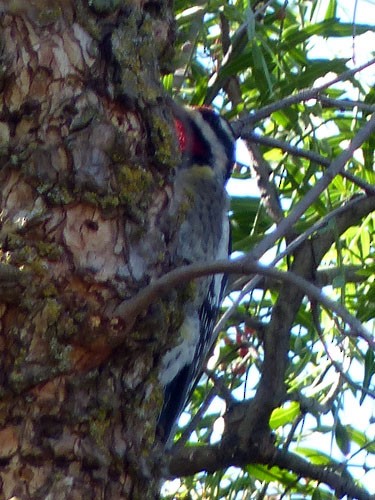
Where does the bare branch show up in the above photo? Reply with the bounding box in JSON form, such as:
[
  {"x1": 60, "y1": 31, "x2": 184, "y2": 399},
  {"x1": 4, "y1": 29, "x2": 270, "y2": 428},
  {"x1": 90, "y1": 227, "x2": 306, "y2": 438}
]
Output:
[
  {"x1": 315, "y1": 266, "x2": 365, "y2": 287},
  {"x1": 111, "y1": 258, "x2": 372, "y2": 347},
  {"x1": 173, "y1": 369, "x2": 235, "y2": 450},
  {"x1": 167, "y1": 439, "x2": 373, "y2": 500},
  {"x1": 173, "y1": 387, "x2": 217, "y2": 450},
  {"x1": 317, "y1": 328, "x2": 375, "y2": 400},
  {"x1": 273, "y1": 448, "x2": 373, "y2": 500},
  {"x1": 319, "y1": 95, "x2": 375, "y2": 113},
  {"x1": 290, "y1": 376, "x2": 345, "y2": 416},
  {"x1": 247, "y1": 141, "x2": 284, "y2": 223},
  {"x1": 110, "y1": 192, "x2": 375, "y2": 359},
  {"x1": 218, "y1": 118, "x2": 375, "y2": 341},
  {"x1": 230, "y1": 265, "x2": 365, "y2": 293}
]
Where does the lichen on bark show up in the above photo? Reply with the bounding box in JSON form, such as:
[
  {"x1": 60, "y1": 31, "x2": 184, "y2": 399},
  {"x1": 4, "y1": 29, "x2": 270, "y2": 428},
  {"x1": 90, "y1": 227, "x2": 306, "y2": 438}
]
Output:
[{"x1": 0, "y1": 0, "x2": 179, "y2": 497}]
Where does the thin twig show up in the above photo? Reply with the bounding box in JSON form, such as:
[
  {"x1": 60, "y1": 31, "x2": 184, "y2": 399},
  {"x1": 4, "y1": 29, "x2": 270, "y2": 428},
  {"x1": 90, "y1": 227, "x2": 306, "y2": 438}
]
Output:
[
  {"x1": 245, "y1": 131, "x2": 375, "y2": 195},
  {"x1": 319, "y1": 95, "x2": 375, "y2": 113},
  {"x1": 173, "y1": 387, "x2": 217, "y2": 450},
  {"x1": 247, "y1": 140, "x2": 284, "y2": 223}
]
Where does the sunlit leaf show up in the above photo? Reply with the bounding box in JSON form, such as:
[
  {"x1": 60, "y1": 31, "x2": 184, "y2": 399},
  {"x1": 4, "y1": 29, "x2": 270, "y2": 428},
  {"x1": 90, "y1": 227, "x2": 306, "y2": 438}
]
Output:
[
  {"x1": 324, "y1": 0, "x2": 337, "y2": 20},
  {"x1": 345, "y1": 425, "x2": 375, "y2": 454},
  {"x1": 270, "y1": 402, "x2": 301, "y2": 429}
]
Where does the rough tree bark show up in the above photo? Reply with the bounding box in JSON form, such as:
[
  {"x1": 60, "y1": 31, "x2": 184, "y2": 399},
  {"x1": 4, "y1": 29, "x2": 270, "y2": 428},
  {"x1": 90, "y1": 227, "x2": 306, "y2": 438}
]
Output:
[{"x1": 0, "y1": 1, "x2": 178, "y2": 498}]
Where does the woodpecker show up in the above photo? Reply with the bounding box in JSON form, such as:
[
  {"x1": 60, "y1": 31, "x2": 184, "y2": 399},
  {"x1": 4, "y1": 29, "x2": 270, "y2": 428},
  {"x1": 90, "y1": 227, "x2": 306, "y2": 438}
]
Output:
[{"x1": 157, "y1": 106, "x2": 236, "y2": 445}]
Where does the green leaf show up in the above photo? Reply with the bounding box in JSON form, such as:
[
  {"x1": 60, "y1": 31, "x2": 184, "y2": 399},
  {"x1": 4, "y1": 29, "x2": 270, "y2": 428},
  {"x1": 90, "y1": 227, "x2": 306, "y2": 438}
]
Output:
[
  {"x1": 230, "y1": 195, "x2": 271, "y2": 252},
  {"x1": 361, "y1": 348, "x2": 375, "y2": 404},
  {"x1": 295, "y1": 447, "x2": 335, "y2": 466},
  {"x1": 324, "y1": 0, "x2": 337, "y2": 20},
  {"x1": 251, "y1": 41, "x2": 274, "y2": 95},
  {"x1": 312, "y1": 488, "x2": 323, "y2": 500},
  {"x1": 245, "y1": 3, "x2": 256, "y2": 41},
  {"x1": 335, "y1": 421, "x2": 351, "y2": 456},
  {"x1": 345, "y1": 426, "x2": 375, "y2": 454},
  {"x1": 282, "y1": 20, "x2": 375, "y2": 49},
  {"x1": 278, "y1": 59, "x2": 349, "y2": 96},
  {"x1": 270, "y1": 402, "x2": 300, "y2": 429},
  {"x1": 246, "y1": 464, "x2": 297, "y2": 484},
  {"x1": 162, "y1": 74, "x2": 174, "y2": 93}
]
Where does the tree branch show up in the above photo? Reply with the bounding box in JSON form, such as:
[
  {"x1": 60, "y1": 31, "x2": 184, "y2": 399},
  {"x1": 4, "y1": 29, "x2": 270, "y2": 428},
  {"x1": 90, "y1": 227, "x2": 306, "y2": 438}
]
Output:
[
  {"x1": 111, "y1": 258, "x2": 372, "y2": 347},
  {"x1": 247, "y1": 140, "x2": 284, "y2": 223},
  {"x1": 174, "y1": 386, "x2": 217, "y2": 450},
  {"x1": 229, "y1": 265, "x2": 365, "y2": 293},
  {"x1": 219, "y1": 194, "x2": 375, "y2": 337},
  {"x1": 230, "y1": 194, "x2": 373, "y2": 294},
  {"x1": 216, "y1": 194, "x2": 375, "y2": 467},
  {"x1": 167, "y1": 439, "x2": 373, "y2": 500},
  {"x1": 319, "y1": 95, "x2": 375, "y2": 113},
  {"x1": 273, "y1": 448, "x2": 373, "y2": 500},
  {"x1": 245, "y1": 131, "x2": 375, "y2": 195},
  {"x1": 315, "y1": 266, "x2": 365, "y2": 287}
]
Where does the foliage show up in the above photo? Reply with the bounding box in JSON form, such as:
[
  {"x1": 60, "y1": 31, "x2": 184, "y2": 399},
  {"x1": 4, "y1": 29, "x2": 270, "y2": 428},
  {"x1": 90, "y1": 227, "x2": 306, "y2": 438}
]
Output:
[{"x1": 162, "y1": 0, "x2": 375, "y2": 498}]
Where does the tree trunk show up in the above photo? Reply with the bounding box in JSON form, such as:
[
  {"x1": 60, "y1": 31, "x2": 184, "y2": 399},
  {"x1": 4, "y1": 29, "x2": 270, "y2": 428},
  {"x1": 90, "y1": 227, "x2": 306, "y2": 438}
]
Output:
[{"x1": 0, "y1": 2, "x2": 177, "y2": 498}]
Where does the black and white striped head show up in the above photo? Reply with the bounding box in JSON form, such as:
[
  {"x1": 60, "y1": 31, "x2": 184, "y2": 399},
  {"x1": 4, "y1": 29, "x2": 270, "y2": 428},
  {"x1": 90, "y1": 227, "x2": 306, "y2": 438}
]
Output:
[{"x1": 174, "y1": 106, "x2": 236, "y2": 182}]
